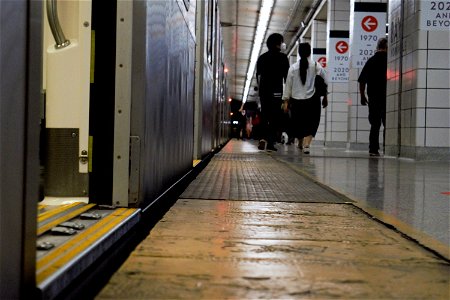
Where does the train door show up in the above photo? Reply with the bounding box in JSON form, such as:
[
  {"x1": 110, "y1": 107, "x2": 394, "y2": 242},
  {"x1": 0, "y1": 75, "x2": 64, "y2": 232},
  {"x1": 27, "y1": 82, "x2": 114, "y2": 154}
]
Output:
[
  {"x1": 41, "y1": 0, "x2": 133, "y2": 207},
  {"x1": 36, "y1": 1, "x2": 139, "y2": 297},
  {"x1": 42, "y1": 0, "x2": 92, "y2": 201}
]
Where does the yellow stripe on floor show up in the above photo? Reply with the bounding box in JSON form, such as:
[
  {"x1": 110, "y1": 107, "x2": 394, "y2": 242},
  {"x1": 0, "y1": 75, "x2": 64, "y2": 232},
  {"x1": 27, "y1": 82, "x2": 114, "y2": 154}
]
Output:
[
  {"x1": 37, "y1": 208, "x2": 136, "y2": 284},
  {"x1": 38, "y1": 202, "x2": 84, "y2": 223},
  {"x1": 37, "y1": 203, "x2": 96, "y2": 236}
]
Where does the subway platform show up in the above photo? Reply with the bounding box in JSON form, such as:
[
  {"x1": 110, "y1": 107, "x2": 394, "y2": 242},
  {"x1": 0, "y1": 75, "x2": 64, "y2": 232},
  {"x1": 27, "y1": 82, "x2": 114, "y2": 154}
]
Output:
[{"x1": 97, "y1": 139, "x2": 450, "y2": 299}]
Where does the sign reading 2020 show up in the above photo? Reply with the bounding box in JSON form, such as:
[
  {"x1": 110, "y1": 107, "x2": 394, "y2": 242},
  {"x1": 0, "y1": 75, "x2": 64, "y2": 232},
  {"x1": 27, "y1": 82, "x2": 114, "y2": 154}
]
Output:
[
  {"x1": 420, "y1": 1, "x2": 450, "y2": 31},
  {"x1": 350, "y1": 3, "x2": 387, "y2": 68}
]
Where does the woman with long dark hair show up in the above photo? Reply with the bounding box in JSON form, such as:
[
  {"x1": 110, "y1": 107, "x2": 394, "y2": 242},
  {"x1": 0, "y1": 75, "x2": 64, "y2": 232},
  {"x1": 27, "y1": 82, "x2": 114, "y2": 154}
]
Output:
[{"x1": 282, "y1": 42, "x2": 328, "y2": 154}]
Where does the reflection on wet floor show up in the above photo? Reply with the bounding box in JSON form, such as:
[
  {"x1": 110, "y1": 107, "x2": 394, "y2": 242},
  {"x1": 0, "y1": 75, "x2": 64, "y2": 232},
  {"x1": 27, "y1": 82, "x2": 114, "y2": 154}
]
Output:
[
  {"x1": 251, "y1": 140, "x2": 450, "y2": 249},
  {"x1": 97, "y1": 139, "x2": 450, "y2": 299}
]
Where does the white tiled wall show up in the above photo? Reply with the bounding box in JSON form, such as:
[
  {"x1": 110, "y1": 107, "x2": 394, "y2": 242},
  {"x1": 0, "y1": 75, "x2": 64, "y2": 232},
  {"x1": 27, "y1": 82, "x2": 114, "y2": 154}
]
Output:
[
  {"x1": 386, "y1": 0, "x2": 450, "y2": 160},
  {"x1": 325, "y1": 0, "x2": 351, "y2": 147}
]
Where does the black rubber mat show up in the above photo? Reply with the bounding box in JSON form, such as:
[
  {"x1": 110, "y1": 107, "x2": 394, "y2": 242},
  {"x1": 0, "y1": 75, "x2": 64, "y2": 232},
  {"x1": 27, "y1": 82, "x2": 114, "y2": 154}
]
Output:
[{"x1": 181, "y1": 153, "x2": 347, "y2": 203}]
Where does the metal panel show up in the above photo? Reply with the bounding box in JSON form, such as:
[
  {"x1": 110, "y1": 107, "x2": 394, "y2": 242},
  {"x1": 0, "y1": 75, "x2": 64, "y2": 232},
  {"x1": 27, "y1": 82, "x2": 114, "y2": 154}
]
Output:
[
  {"x1": 194, "y1": 0, "x2": 206, "y2": 160},
  {"x1": 128, "y1": 136, "x2": 141, "y2": 205},
  {"x1": 0, "y1": 0, "x2": 41, "y2": 298},
  {"x1": 112, "y1": 0, "x2": 133, "y2": 207},
  {"x1": 195, "y1": 0, "x2": 215, "y2": 157},
  {"x1": 201, "y1": 66, "x2": 214, "y2": 154},
  {"x1": 130, "y1": 0, "x2": 195, "y2": 207},
  {"x1": 44, "y1": 129, "x2": 89, "y2": 196}
]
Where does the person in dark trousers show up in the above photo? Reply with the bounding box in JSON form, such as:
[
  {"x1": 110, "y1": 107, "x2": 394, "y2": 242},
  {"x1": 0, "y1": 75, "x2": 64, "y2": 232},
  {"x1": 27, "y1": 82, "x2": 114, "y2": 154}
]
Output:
[
  {"x1": 282, "y1": 42, "x2": 328, "y2": 154},
  {"x1": 256, "y1": 33, "x2": 290, "y2": 151},
  {"x1": 358, "y1": 38, "x2": 388, "y2": 157}
]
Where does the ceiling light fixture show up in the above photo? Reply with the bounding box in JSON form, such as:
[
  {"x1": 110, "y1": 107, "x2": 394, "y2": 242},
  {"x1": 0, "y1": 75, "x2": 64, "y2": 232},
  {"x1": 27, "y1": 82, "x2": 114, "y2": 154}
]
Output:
[{"x1": 242, "y1": 0, "x2": 275, "y2": 103}]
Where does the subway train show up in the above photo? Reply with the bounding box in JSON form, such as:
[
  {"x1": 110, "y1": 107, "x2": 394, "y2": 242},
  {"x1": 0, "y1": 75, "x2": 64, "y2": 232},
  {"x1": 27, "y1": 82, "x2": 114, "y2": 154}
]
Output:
[
  {"x1": 3, "y1": 0, "x2": 450, "y2": 299},
  {"x1": 1, "y1": 0, "x2": 229, "y2": 299}
]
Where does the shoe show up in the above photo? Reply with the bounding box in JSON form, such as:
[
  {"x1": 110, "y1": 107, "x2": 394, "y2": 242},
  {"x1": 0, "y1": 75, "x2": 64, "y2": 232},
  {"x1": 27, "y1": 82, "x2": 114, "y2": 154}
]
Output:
[
  {"x1": 281, "y1": 132, "x2": 288, "y2": 144},
  {"x1": 266, "y1": 144, "x2": 277, "y2": 152},
  {"x1": 303, "y1": 146, "x2": 310, "y2": 154},
  {"x1": 258, "y1": 140, "x2": 266, "y2": 150},
  {"x1": 369, "y1": 151, "x2": 380, "y2": 157}
]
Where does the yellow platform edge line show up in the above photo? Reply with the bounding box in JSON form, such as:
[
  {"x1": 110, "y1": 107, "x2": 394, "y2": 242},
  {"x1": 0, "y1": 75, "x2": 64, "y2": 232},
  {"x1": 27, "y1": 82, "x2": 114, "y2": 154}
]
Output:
[
  {"x1": 36, "y1": 208, "x2": 136, "y2": 284},
  {"x1": 38, "y1": 202, "x2": 84, "y2": 223},
  {"x1": 37, "y1": 203, "x2": 96, "y2": 236}
]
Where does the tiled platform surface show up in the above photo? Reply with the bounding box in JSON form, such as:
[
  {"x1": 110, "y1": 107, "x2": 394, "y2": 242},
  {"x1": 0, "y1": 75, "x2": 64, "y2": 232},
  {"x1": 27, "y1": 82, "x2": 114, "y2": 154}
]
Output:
[{"x1": 97, "y1": 140, "x2": 450, "y2": 299}]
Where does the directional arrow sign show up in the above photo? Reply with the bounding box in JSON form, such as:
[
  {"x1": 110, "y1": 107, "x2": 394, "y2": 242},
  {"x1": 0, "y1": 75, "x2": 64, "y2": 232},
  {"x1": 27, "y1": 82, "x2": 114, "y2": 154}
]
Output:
[
  {"x1": 329, "y1": 33, "x2": 349, "y2": 82},
  {"x1": 361, "y1": 16, "x2": 378, "y2": 32},
  {"x1": 351, "y1": 9, "x2": 386, "y2": 68},
  {"x1": 335, "y1": 41, "x2": 349, "y2": 54},
  {"x1": 317, "y1": 57, "x2": 327, "y2": 68}
]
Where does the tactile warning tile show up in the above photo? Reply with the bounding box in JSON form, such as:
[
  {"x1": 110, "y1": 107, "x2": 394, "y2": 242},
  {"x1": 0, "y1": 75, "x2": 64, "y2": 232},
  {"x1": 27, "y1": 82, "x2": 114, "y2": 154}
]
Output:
[{"x1": 181, "y1": 153, "x2": 346, "y2": 203}]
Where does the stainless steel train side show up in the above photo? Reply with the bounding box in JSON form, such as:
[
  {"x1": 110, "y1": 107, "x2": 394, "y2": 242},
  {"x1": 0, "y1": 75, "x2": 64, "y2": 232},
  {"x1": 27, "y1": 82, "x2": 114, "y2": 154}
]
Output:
[
  {"x1": 0, "y1": 0, "x2": 41, "y2": 298},
  {"x1": 126, "y1": 0, "x2": 229, "y2": 209},
  {"x1": 1, "y1": 0, "x2": 230, "y2": 298}
]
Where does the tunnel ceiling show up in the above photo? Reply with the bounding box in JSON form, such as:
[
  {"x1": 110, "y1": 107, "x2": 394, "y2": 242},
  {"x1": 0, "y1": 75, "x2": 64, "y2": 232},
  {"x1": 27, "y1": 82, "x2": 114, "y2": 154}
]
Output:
[{"x1": 219, "y1": 0, "x2": 327, "y2": 102}]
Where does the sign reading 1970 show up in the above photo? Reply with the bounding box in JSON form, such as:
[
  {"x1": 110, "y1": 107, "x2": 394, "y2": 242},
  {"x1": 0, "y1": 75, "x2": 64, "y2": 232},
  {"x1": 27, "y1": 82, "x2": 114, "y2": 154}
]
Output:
[{"x1": 420, "y1": 1, "x2": 450, "y2": 30}]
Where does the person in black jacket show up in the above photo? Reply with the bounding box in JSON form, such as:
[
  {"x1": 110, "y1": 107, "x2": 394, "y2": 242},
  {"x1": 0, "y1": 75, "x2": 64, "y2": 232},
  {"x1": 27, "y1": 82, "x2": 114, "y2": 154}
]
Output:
[
  {"x1": 256, "y1": 33, "x2": 290, "y2": 151},
  {"x1": 358, "y1": 38, "x2": 388, "y2": 157}
]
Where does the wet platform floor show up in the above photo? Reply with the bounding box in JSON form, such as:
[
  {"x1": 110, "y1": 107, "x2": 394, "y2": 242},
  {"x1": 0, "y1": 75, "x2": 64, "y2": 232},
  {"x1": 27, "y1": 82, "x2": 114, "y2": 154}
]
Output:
[{"x1": 97, "y1": 140, "x2": 450, "y2": 299}]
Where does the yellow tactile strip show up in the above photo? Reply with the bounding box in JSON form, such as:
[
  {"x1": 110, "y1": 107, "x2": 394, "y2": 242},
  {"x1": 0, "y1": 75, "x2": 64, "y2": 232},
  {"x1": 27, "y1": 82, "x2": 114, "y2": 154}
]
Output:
[
  {"x1": 37, "y1": 208, "x2": 136, "y2": 284},
  {"x1": 97, "y1": 200, "x2": 450, "y2": 299},
  {"x1": 37, "y1": 203, "x2": 96, "y2": 236}
]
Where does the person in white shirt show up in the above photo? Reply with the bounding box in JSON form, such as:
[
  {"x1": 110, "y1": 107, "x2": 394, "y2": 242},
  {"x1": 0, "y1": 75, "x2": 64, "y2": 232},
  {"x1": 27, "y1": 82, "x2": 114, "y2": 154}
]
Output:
[{"x1": 282, "y1": 42, "x2": 328, "y2": 154}]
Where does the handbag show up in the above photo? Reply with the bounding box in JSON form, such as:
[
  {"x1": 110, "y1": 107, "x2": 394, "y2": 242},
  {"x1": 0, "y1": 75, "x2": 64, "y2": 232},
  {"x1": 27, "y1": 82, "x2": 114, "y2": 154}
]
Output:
[
  {"x1": 314, "y1": 62, "x2": 328, "y2": 108},
  {"x1": 315, "y1": 76, "x2": 327, "y2": 97},
  {"x1": 314, "y1": 62, "x2": 327, "y2": 97}
]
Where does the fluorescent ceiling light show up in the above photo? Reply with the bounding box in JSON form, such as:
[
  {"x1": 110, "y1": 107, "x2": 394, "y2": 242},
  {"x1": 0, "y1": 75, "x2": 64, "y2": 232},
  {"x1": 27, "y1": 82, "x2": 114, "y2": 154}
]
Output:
[{"x1": 242, "y1": 0, "x2": 274, "y2": 103}]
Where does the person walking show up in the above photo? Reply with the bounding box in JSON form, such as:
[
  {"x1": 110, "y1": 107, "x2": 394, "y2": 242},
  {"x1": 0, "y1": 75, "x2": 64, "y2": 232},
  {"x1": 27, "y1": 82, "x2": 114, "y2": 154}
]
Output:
[
  {"x1": 358, "y1": 38, "x2": 388, "y2": 157},
  {"x1": 256, "y1": 33, "x2": 290, "y2": 151},
  {"x1": 282, "y1": 42, "x2": 328, "y2": 154}
]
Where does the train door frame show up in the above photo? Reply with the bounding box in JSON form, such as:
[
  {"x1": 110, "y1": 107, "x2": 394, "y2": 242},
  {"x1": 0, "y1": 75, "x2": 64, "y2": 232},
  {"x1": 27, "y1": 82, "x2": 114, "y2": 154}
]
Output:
[
  {"x1": 112, "y1": 0, "x2": 133, "y2": 207},
  {"x1": 194, "y1": 0, "x2": 207, "y2": 160},
  {"x1": 0, "y1": 0, "x2": 42, "y2": 298}
]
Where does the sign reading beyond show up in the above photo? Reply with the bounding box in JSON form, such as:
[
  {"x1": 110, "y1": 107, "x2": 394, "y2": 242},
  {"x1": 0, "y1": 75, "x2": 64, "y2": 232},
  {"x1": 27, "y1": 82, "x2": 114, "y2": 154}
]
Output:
[
  {"x1": 419, "y1": 1, "x2": 450, "y2": 31},
  {"x1": 328, "y1": 31, "x2": 350, "y2": 82}
]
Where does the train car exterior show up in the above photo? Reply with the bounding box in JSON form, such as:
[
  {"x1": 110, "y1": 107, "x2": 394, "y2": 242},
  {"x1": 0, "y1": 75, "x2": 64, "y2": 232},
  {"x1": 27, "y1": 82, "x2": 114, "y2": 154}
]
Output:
[
  {"x1": 120, "y1": 0, "x2": 229, "y2": 208},
  {"x1": 1, "y1": 0, "x2": 229, "y2": 298},
  {"x1": 0, "y1": 1, "x2": 41, "y2": 298}
]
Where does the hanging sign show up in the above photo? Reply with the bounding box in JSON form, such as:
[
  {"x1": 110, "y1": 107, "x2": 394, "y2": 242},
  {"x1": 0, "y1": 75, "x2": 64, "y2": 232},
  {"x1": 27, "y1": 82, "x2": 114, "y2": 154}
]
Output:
[
  {"x1": 419, "y1": 1, "x2": 450, "y2": 31},
  {"x1": 350, "y1": 3, "x2": 387, "y2": 68},
  {"x1": 328, "y1": 31, "x2": 350, "y2": 82},
  {"x1": 313, "y1": 48, "x2": 327, "y2": 68}
]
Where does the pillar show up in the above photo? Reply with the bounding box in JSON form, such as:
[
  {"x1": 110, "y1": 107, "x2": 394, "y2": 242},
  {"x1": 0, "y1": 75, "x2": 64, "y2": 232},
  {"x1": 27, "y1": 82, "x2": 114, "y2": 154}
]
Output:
[
  {"x1": 326, "y1": 0, "x2": 351, "y2": 147},
  {"x1": 386, "y1": 0, "x2": 450, "y2": 160}
]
